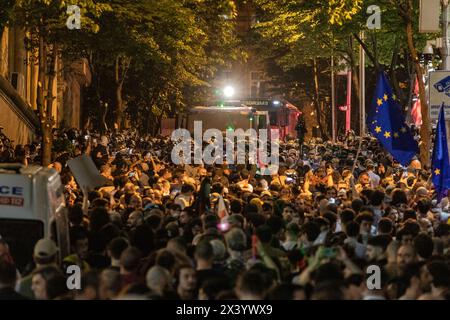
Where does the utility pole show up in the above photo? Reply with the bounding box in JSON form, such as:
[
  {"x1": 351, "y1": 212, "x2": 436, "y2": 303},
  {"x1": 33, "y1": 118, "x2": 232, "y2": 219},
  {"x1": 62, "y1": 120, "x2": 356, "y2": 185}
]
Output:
[
  {"x1": 359, "y1": 31, "x2": 366, "y2": 137},
  {"x1": 331, "y1": 56, "x2": 336, "y2": 144},
  {"x1": 442, "y1": 1, "x2": 450, "y2": 69},
  {"x1": 346, "y1": 71, "x2": 352, "y2": 133}
]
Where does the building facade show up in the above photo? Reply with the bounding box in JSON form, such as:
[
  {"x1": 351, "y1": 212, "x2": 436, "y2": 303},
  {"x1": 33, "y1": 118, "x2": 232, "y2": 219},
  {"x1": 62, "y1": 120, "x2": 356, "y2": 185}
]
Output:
[{"x1": 0, "y1": 27, "x2": 90, "y2": 145}]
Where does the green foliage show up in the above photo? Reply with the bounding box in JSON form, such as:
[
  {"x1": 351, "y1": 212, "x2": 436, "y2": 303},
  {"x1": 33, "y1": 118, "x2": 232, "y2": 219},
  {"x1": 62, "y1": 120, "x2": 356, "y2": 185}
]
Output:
[
  {"x1": 10, "y1": 0, "x2": 240, "y2": 132},
  {"x1": 102, "y1": 0, "x2": 239, "y2": 127},
  {"x1": 0, "y1": 0, "x2": 15, "y2": 35}
]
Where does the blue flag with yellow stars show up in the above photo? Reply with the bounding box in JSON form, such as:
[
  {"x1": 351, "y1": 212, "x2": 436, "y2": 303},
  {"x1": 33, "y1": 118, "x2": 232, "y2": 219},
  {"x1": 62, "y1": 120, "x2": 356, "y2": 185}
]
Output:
[
  {"x1": 367, "y1": 72, "x2": 419, "y2": 166},
  {"x1": 431, "y1": 104, "x2": 450, "y2": 202}
]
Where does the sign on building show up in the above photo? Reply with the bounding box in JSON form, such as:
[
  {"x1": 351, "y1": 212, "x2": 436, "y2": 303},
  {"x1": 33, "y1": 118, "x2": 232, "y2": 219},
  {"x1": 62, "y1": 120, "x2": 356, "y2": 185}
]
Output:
[
  {"x1": 419, "y1": 0, "x2": 441, "y2": 33},
  {"x1": 428, "y1": 71, "x2": 450, "y2": 120}
]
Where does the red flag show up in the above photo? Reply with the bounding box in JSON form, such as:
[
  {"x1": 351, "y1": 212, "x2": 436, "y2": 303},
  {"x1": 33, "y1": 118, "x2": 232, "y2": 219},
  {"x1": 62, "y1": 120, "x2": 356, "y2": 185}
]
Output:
[{"x1": 411, "y1": 77, "x2": 422, "y2": 126}]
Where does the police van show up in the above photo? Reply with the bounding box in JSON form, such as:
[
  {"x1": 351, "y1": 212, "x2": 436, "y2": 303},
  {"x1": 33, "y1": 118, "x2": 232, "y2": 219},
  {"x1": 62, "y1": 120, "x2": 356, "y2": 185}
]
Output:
[
  {"x1": 0, "y1": 164, "x2": 70, "y2": 272},
  {"x1": 185, "y1": 105, "x2": 270, "y2": 132}
]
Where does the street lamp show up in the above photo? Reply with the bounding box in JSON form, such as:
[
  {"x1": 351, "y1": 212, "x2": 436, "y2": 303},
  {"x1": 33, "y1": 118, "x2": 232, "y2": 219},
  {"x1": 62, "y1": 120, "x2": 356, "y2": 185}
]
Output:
[{"x1": 223, "y1": 85, "x2": 235, "y2": 98}]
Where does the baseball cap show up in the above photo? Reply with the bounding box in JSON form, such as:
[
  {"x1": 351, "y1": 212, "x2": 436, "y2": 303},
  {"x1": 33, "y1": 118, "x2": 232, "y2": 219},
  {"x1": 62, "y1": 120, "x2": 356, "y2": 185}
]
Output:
[
  {"x1": 34, "y1": 239, "x2": 58, "y2": 259},
  {"x1": 261, "y1": 190, "x2": 272, "y2": 198},
  {"x1": 250, "y1": 197, "x2": 264, "y2": 208}
]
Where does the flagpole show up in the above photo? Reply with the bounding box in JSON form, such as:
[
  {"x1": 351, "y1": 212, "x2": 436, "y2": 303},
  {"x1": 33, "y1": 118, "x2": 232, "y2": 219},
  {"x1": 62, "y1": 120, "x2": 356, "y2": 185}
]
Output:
[{"x1": 353, "y1": 31, "x2": 365, "y2": 178}]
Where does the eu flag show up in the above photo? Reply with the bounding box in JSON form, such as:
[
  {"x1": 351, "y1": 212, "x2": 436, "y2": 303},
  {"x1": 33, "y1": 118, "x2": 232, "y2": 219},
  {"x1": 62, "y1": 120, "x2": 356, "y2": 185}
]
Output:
[
  {"x1": 431, "y1": 104, "x2": 450, "y2": 202},
  {"x1": 367, "y1": 73, "x2": 419, "y2": 166}
]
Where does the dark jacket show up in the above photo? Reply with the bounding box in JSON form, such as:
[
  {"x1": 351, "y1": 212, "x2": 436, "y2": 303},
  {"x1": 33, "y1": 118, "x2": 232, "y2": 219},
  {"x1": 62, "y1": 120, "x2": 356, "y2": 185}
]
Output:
[{"x1": 0, "y1": 287, "x2": 29, "y2": 300}]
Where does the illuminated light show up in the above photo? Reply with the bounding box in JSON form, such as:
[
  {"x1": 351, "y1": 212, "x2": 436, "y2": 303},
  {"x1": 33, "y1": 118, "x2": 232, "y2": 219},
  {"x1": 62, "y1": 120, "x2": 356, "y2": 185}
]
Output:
[
  {"x1": 310, "y1": 111, "x2": 315, "y2": 116},
  {"x1": 223, "y1": 86, "x2": 235, "y2": 98},
  {"x1": 273, "y1": 100, "x2": 280, "y2": 106},
  {"x1": 227, "y1": 126, "x2": 234, "y2": 131}
]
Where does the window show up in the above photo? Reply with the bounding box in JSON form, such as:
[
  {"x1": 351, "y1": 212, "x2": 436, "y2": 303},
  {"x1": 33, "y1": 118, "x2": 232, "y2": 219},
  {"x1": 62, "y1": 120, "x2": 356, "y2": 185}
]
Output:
[
  {"x1": 250, "y1": 71, "x2": 265, "y2": 98},
  {"x1": 259, "y1": 82, "x2": 266, "y2": 97},
  {"x1": 251, "y1": 85, "x2": 258, "y2": 98},
  {"x1": 224, "y1": 71, "x2": 232, "y2": 81},
  {"x1": 251, "y1": 71, "x2": 262, "y2": 81},
  {"x1": 0, "y1": 219, "x2": 44, "y2": 272}
]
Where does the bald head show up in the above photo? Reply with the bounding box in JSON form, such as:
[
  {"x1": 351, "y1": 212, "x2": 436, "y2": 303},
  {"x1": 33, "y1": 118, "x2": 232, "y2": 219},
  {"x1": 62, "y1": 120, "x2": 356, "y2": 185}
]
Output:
[{"x1": 146, "y1": 266, "x2": 172, "y2": 295}]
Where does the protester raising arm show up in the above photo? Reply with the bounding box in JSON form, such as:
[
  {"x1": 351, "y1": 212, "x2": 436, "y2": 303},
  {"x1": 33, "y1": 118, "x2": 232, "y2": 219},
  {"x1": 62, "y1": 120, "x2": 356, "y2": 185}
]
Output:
[
  {"x1": 256, "y1": 240, "x2": 281, "y2": 282},
  {"x1": 81, "y1": 186, "x2": 89, "y2": 215},
  {"x1": 349, "y1": 174, "x2": 358, "y2": 199},
  {"x1": 303, "y1": 170, "x2": 313, "y2": 196},
  {"x1": 326, "y1": 166, "x2": 334, "y2": 187},
  {"x1": 292, "y1": 246, "x2": 324, "y2": 286},
  {"x1": 335, "y1": 246, "x2": 362, "y2": 275}
]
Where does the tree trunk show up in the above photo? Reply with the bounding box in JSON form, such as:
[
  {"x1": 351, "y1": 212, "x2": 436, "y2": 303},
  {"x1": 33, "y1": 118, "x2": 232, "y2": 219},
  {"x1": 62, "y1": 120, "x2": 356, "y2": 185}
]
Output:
[
  {"x1": 313, "y1": 58, "x2": 328, "y2": 140},
  {"x1": 37, "y1": 35, "x2": 52, "y2": 166},
  {"x1": 100, "y1": 103, "x2": 107, "y2": 133},
  {"x1": 155, "y1": 113, "x2": 163, "y2": 135},
  {"x1": 405, "y1": 4, "x2": 431, "y2": 167},
  {"x1": 42, "y1": 46, "x2": 57, "y2": 166},
  {"x1": 145, "y1": 106, "x2": 153, "y2": 134},
  {"x1": 114, "y1": 55, "x2": 131, "y2": 130},
  {"x1": 114, "y1": 56, "x2": 124, "y2": 129}
]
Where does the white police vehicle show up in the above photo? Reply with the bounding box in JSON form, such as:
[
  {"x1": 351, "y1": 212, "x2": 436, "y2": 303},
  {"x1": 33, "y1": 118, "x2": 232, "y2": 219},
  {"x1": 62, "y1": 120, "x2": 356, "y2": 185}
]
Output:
[{"x1": 0, "y1": 164, "x2": 70, "y2": 271}]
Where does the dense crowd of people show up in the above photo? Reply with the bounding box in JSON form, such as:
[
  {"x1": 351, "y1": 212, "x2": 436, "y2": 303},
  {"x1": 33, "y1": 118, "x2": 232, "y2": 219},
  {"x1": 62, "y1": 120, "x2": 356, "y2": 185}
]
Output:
[{"x1": 0, "y1": 126, "x2": 449, "y2": 300}]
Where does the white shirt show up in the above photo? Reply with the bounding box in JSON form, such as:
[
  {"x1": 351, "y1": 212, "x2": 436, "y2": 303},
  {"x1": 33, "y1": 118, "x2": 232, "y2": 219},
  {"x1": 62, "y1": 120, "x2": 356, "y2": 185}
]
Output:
[
  {"x1": 367, "y1": 170, "x2": 380, "y2": 188},
  {"x1": 281, "y1": 240, "x2": 298, "y2": 251},
  {"x1": 313, "y1": 230, "x2": 328, "y2": 246},
  {"x1": 344, "y1": 237, "x2": 366, "y2": 259}
]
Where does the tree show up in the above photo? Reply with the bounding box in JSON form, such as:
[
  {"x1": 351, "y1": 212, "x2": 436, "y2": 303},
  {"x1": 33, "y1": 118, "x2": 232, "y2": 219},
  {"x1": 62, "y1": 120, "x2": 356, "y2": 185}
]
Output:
[
  {"x1": 13, "y1": 0, "x2": 109, "y2": 165},
  {"x1": 388, "y1": 0, "x2": 431, "y2": 167},
  {"x1": 253, "y1": 0, "x2": 434, "y2": 164},
  {"x1": 252, "y1": 0, "x2": 363, "y2": 137},
  {"x1": 0, "y1": 0, "x2": 15, "y2": 36},
  {"x1": 80, "y1": 0, "x2": 239, "y2": 133}
]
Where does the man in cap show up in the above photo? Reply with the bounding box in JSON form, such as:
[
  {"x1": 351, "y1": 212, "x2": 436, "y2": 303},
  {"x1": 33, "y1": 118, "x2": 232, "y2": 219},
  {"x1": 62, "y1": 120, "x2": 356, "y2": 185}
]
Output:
[
  {"x1": 261, "y1": 190, "x2": 272, "y2": 202},
  {"x1": 18, "y1": 239, "x2": 59, "y2": 299}
]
